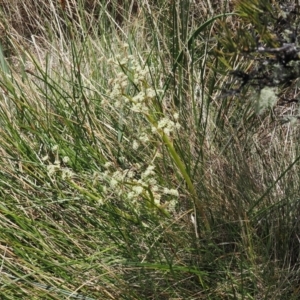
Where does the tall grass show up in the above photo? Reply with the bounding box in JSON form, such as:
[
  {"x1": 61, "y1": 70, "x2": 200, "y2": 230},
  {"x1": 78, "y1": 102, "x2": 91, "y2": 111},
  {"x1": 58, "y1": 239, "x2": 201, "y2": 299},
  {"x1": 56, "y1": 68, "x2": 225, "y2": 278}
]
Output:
[{"x1": 0, "y1": 0, "x2": 300, "y2": 298}]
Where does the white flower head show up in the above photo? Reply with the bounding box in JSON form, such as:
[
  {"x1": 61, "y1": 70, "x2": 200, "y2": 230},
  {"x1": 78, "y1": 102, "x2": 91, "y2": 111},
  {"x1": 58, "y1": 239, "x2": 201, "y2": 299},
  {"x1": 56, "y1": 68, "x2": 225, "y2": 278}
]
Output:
[
  {"x1": 157, "y1": 118, "x2": 169, "y2": 129},
  {"x1": 146, "y1": 88, "x2": 156, "y2": 99},
  {"x1": 112, "y1": 170, "x2": 123, "y2": 181},
  {"x1": 133, "y1": 91, "x2": 146, "y2": 103},
  {"x1": 175, "y1": 122, "x2": 181, "y2": 130},
  {"x1": 104, "y1": 162, "x2": 113, "y2": 169},
  {"x1": 42, "y1": 155, "x2": 49, "y2": 162},
  {"x1": 157, "y1": 118, "x2": 176, "y2": 136},
  {"x1": 139, "y1": 133, "x2": 150, "y2": 143},
  {"x1": 114, "y1": 100, "x2": 121, "y2": 108},
  {"x1": 126, "y1": 170, "x2": 136, "y2": 179},
  {"x1": 168, "y1": 199, "x2": 178, "y2": 212},
  {"x1": 102, "y1": 186, "x2": 107, "y2": 194},
  {"x1": 163, "y1": 127, "x2": 172, "y2": 136},
  {"x1": 131, "y1": 103, "x2": 142, "y2": 112},
  {"x1": 127, "y1": 191, "x2": 135, "y2": 200},
  {"x1": 132, "y1": 140, "x2": 139, "y2": 150},
  {"x1": 151, "y1": 185, "x2": 159, "y2": 192},
  {"x1": 132, "y1": 185, "x2": 144, "y2": 195},
  {"x1": 169, "y1": 189, "x2": 179, "y2": 197},
  {"x1": 151, "y1": 126, "x2": 157, "y2": 133},
  {"x1": 153, "y1": 193, "x2": 161, "y2": 205},
  {"x1": 147, "y1": 178, "x2": 157, "y2": 186},
  {"x1": 163, "y1": 188, "x2": 179, "y2": 197},
  {"x1": 47, "y1": 164, "x2": 60, "y2": 176},
  {"x1": 120, "y1": 80, "x2": 128, "y2": 88},
  {"x1": 51, "y1": 145, "x2": 59, "y2": 152},
  {"x1": 142, "y1": 165, "x2": 155, "y2": 178},
  {"x1": 62, "y1": 156, "x2": 70, "y2": 164},
  {"x1": 62, "y1": 168, "x2": 74, "y2": 180},
  {"x1": 110, "y1": 178, "x2": 118, "y2": 188}
]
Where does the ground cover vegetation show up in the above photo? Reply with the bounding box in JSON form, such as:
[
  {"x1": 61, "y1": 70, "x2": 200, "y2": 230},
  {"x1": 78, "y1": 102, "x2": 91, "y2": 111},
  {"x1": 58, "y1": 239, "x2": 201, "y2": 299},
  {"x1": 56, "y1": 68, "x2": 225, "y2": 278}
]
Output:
[{"x1": 0, "y1": 0, "x2": 300, "y2": 298}]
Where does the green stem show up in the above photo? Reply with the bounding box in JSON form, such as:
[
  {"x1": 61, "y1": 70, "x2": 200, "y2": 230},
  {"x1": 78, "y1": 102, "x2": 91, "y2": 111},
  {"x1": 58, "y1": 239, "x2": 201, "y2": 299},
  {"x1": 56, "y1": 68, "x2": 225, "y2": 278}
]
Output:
[{"x1": 161, "y1": 132, "x2": 210, "y2": 232}]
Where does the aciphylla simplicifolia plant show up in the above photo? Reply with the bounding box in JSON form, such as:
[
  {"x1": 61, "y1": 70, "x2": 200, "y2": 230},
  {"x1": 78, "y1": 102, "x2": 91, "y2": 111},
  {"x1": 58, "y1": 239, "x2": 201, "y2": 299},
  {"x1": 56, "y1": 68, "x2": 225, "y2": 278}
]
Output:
[{"x1": 42, "y1": 48, "x2": 210, "y2": 232}]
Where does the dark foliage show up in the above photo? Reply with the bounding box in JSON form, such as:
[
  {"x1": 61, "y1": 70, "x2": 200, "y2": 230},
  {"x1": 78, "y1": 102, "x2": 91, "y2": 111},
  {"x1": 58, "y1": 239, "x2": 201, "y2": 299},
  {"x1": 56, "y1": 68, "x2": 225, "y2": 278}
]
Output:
[{"x1": 223, "y1": 2, "x2": 300, "y2": 108}]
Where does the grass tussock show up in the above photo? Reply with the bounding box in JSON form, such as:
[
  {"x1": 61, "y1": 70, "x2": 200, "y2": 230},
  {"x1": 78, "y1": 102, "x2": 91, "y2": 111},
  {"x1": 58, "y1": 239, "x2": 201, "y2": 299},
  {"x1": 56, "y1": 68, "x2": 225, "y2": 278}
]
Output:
[{"x1": 1, "y1": 0, "x2": 300, "y2": 299}]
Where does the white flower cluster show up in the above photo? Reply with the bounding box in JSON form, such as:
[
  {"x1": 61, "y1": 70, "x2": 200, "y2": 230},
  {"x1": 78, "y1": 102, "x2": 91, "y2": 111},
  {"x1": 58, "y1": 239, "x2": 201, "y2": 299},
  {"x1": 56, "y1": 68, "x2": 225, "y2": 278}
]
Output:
[
  {"x1": 152, "y1": 116, "x2": 181, "y2": 136},
  {"x1": 107, "y1": 55, "x2": 159, "y2": 113},
  {"x1": 95, "y1": 162, "x2": 179, "y2": 213},
  {"x1": 100, "y1": 55, "x2": 182, "y2": 214},
  {"x1": 43, "y1": 145, "x2": 73, "y2": 180},
  {"x1": 107, "y1": 54, "x2": 182, "y2": 145}
]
